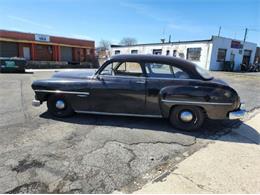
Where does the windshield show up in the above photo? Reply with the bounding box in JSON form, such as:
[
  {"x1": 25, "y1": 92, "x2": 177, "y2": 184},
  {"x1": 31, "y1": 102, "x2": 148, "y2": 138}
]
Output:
[{"x1": 195, "y1": 65, "x2": 213, "y2": 80}]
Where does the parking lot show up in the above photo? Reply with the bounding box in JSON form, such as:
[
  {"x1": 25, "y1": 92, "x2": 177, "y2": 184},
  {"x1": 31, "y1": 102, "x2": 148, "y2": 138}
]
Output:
[{"x1": 0, "y1": 70, "x2": 259, "y2": 193}]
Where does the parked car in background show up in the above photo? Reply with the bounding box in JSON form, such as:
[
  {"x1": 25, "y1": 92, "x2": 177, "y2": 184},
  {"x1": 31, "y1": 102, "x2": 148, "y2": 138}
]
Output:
[
  {"x1": 0, "y1": 57, "x2": 27, "y2": 73},
  {"x1": 32, "y1": 54, "x2": 245, "y2": 131}
]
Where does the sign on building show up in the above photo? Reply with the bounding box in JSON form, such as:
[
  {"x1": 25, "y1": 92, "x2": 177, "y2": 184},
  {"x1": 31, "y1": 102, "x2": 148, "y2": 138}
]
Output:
[
  {"x1": 35, "y1": 34, "x2": 50, "y2": 42},
  {"x1": 231, "y1": 40, "x2": 243, "y2": 49}
]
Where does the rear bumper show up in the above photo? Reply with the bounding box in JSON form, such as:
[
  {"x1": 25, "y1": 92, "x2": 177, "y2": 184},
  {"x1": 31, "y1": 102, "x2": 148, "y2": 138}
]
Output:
[
  {"x1": 229, "y1": 109, "x2": 246, "y2": 120},
  {"x1": 228, "y1": 103, "x2": 246, "y2": 120},
  {"x1": 32, "y1": 99, "x2": 41, "y2": 107}
]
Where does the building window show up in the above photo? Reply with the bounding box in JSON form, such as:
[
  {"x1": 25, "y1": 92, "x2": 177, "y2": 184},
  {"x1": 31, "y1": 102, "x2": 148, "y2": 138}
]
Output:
[
  {"x1": 217, "y1": 48, "x2": 227, "y2": 62},
  {"x1": 131, "y1": 50, "x2": 138, "y2": 54},
  {"x1": 173, "y1": 50, "x2": 177, "y2": 57},
  {"x1": 115, "y1": 50, "x2": 120, "y2": 55},
  {"x1": 153, "y1": 49, "x2": 162, "y2": 55},
  {"x1": 179, "y1": 52, "x2": 184, "y2": 59},
  {"x1": 166, "y1": 50, "x2": 170, "y2": 55},
  {"x1": 187, "y1": 48, "x2": 201, "y2": 61}
]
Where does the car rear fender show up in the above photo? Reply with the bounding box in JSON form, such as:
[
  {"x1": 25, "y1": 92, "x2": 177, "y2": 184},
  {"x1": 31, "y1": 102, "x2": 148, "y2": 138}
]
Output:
[{"x1": 158, "y1": 85, "x2": 238, "y2": 119}]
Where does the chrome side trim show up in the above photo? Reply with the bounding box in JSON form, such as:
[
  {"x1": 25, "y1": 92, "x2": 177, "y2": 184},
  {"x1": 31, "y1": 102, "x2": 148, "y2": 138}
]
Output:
[
  {"x1": 75, "y1": 110, "x2": 163, "y2": 118},
  {"x1": 161, "y1": 99, "x2": 233, "y2": 106},
  {"x1": 34, "y1": 89, "x2": 90, "y2": 95}
]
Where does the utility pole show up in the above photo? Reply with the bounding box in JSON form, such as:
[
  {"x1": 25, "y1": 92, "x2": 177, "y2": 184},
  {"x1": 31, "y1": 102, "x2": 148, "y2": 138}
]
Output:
[
  {"x1": 243, "y1": 28, "x2": 248, "y2": 43},
  {"x1": 168, "y1": 35, "x2": 171, "y2": 43},
  {"x1": 218, "y1": 26, "x2": 221, "y2": 37}
]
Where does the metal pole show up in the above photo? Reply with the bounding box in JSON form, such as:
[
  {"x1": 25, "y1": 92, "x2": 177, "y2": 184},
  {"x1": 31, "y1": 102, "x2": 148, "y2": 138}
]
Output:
[
  {"x1": 218, "y1": 26, "x2": 221, "y2": 37},
  {"x1": 243, "y1": 28, "x2": 248, "y2": 43}
]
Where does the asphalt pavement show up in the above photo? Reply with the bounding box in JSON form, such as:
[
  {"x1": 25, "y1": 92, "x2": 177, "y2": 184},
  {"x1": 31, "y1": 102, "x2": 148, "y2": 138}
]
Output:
[{"x1": 0, "y1": 70, "x2": 259, "y2": 193}]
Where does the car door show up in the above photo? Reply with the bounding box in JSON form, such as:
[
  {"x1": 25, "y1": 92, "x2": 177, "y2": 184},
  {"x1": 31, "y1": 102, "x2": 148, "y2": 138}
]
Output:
[
  {"x1": 83, "y1": 61, "x2": 147, "y2": 115},
  {"x1": 144, "y1": 62, "x2": 191, "y2": 115}
]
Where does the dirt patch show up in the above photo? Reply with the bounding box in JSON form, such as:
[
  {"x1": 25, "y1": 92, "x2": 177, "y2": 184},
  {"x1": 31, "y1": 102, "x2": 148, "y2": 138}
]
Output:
[
  {"x1": 12, "y1": 159, "x2": 45, "y2": 173},
  {"x1": 6, "y1": 182, "x2": 48, "y2": 193}
]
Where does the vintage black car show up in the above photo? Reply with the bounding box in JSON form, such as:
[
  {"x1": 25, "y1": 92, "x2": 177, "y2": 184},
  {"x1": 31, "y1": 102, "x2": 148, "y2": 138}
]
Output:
[{"x1": 32, "y1": 54, "x2": 245, "y2": 130}]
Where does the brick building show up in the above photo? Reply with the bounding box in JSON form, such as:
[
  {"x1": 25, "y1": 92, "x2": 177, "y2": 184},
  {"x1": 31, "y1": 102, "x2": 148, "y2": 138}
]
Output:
[{"x1": 0, "y1": 30, "x2": 95, "y2": 64}]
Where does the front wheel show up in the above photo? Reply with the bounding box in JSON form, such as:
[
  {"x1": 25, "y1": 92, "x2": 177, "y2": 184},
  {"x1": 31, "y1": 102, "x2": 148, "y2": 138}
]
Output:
[
  {"x1": 169, "y1": 105, "x2": 205, "y2": 131},
  {"x1": 47, "y1": 94, "x2": 74, "y2": 117}
]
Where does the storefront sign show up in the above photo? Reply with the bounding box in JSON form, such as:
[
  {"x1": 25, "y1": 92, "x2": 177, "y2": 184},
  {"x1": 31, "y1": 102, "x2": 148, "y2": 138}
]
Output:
[
  {"x1": 231, "y1": 40, "x2": 243, "y2": 49},
  {"x1": 35, "y1": 34, "x2": 50, "y2": 42}
]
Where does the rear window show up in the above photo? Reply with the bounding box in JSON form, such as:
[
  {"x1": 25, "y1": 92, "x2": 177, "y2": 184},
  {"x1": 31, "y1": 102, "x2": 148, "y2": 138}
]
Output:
[
  {"x1": 195, "y1": 65, "x2": 213, "y2": 80},
  {"x1": 145, "y1": 63, "x2": 190, "y2": 79}
]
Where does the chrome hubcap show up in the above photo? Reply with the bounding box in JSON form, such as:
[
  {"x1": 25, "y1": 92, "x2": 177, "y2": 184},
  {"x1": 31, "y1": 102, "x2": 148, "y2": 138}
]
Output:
[
  {"x1": 180, "y1": 111, "x2": 193, "y2": 122},
  {"x1": 55, "y1": 100, "x2": 65, "y2": 109}
]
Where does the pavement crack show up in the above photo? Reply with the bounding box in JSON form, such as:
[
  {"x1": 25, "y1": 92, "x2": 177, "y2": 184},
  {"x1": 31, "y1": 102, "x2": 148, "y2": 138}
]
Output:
[
  {"x1": 172, "y1": 172, "x2": 216, "y2": 193},
  {"x1": 19, "y1": 80, "x2": 28, "y2": 121},
  {"x1": 121, "y1": 145, "x2": 137, "y2": 171},
  {"x1": 85, "y1": 139, "x2": 196, "y2": 157}
]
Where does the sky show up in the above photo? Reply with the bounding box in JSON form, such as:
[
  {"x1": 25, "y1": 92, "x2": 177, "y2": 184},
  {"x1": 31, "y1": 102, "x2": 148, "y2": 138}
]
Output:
[{"x1": 0, "y1": 0, "x2": 259, "y2": 46}]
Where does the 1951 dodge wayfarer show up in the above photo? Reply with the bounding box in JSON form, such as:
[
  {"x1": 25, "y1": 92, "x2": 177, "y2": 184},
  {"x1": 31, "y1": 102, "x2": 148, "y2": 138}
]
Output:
[{"x1": 32, "y1": 54, "x2": 245, "y2": 130}]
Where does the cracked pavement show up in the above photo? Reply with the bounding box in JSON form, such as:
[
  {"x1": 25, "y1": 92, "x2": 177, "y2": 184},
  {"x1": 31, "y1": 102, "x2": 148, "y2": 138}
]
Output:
[{"x1": 0, "y1": 71, "x2": 259, "y2": 193}]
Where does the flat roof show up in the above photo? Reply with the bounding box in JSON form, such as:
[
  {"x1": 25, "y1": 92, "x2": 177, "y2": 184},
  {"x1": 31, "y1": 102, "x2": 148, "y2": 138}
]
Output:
[
  {"x1": 0, "y1": 29, "x2": 94, "y2": 48},
  {"x1": 111, "y1": 38, "x2": 212, "y2": 48},
  {"x1": 111, "y1": 35, "x2": 257, "y2": 48}
]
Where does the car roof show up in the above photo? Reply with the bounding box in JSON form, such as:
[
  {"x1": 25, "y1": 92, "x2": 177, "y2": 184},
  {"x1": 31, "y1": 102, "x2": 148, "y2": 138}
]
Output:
[
  {"x1": 110, "y1": 54, "x2": 197, "y2": 70},
  {"x1": 98, "y1": 54, "x2": 204, "y2": 80}
]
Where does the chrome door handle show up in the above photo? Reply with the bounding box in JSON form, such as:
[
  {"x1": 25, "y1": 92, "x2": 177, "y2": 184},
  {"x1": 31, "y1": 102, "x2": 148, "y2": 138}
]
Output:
[
  {"x1": 77, "y1": 94, "x2": 89, "y2": 98},
  {"x1": 136, "y1": 80, "x2": 145, "y2": 84}
]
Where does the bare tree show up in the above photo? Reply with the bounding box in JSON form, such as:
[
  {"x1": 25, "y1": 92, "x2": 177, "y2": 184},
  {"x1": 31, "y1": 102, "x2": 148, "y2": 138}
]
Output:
[
  {"x1": 99, "y1": 40, "x2": 111, "y2": 50},
  {"x1": 119, "y1": 37, "x2": 137, "y2": 46}
]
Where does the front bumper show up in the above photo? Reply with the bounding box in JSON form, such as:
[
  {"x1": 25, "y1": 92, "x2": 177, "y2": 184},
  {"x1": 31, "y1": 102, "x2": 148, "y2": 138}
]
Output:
[{"x1": 228, "y1": 103, "x2": 246, "y2": 120}]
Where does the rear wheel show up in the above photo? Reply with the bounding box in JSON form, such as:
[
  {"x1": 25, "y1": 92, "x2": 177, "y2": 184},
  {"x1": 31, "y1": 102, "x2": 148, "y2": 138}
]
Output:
[
  {"x1": 47, "y1": 94, "x2": 74, "y2": 117},
  {"x1": 169, "y1": 105, "x2": 205, "y2": 131}
]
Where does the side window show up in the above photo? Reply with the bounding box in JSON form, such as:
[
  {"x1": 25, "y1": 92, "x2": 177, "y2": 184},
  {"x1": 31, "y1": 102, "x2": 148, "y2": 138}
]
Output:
[
  {"x1": 100, "y1": 62, "x2": 117, "y2": 75},
  {"x1": 145, "y1": 63, "x2": 173, "y2": 78},
  {"x1": 172, "y1": 66, "x2": 190, "y2": 79},
  {"x1": 145, "y1": 63, "x2": 190, "y2": 79},
  {"x1": 115, "y1": 62, "x2": 143, "y2": 77}
]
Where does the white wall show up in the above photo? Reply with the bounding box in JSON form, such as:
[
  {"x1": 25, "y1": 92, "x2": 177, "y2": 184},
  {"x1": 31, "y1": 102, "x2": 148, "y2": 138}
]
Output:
[
  {"x1": 209, "y1": 36, "x2": 257, "y2": 71},
  {"x1": 111, "y1": 41, "x2": 213, "y2": 69},
  {"x1": 110, "y1": 36, "x2": 257, "y2": 71}
]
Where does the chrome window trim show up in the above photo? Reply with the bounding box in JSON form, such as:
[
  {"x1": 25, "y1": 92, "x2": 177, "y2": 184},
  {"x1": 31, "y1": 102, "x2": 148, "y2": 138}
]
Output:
[
  {"x1": 99, "y1": 74, "x2": 146, "y2": 79},
  {"x1": 98, "y1": 73, "x2": 200, "y2": 81},
  {"x1": 75, "y1": 110, "x2": 163, "y2": 118},
  {"x1": 161, "y1": 99, "x2": 233, "y2": 106},
  {"x1": 34, "y1": 89, "x2": 90, "y2": 95},
  {"x1": 146, "y1": 77, "x2": 199, "y2": 81}
]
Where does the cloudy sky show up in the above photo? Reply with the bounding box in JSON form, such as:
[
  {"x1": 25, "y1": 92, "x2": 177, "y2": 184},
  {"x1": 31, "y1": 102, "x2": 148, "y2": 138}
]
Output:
[{"x1": 0, "y1": 0, "x2": 259, "y2": 45}]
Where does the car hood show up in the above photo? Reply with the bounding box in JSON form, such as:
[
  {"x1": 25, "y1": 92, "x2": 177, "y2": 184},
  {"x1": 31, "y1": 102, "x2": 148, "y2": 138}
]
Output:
[{"x1": 52, "y1": 69, "x2": 97, "y2": 79}]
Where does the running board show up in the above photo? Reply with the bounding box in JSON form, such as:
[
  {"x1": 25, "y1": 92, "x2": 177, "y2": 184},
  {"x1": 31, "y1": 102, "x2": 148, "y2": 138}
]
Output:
[{"x1": 75, "y1": 110, "x2": 163, "y2": 118}]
